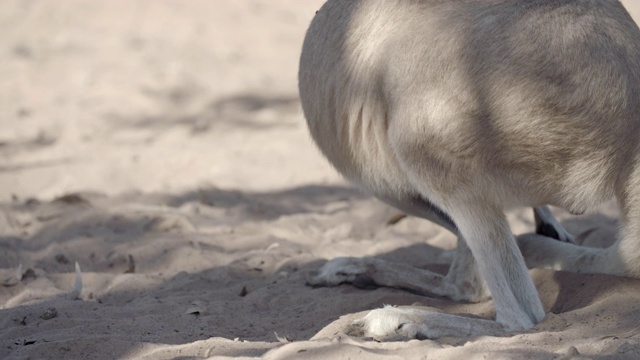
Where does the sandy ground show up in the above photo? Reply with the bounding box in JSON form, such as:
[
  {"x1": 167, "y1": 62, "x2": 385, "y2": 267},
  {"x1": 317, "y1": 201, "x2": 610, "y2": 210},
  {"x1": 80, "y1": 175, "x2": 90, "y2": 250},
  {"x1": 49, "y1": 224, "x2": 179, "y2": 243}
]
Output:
[{"x1": 2, "y1": 1, "x2": 640, "y2": 359}]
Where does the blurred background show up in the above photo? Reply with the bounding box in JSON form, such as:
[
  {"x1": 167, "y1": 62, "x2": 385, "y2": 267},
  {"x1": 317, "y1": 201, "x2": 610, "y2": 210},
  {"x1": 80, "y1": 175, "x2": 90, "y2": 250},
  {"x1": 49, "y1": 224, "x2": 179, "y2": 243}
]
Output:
[{"x1": 0, "y1": 0, "x2": 333, "y2": 201}]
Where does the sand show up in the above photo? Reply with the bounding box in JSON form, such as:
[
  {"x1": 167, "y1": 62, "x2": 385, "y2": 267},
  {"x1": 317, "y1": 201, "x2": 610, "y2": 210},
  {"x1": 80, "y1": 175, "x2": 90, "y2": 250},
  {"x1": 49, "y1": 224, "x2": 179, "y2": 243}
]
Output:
[{"x1": 2, "y1": 1, "x2": 640, "y2": 359}]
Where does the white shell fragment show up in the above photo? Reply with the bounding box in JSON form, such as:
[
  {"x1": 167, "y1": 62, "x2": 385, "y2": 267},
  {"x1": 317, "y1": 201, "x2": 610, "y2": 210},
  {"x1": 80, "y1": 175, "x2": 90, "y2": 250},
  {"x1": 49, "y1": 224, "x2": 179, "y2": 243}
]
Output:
[{"x1": 69, "y1": 262, "x2": 83, "y2": 300}]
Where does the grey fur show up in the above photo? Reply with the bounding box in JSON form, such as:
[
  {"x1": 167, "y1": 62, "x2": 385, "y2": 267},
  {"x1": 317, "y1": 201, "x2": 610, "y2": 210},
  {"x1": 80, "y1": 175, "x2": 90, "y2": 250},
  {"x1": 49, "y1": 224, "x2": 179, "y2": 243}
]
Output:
[{"x1": 299, "y1": 0, "x2": 640, "y2": 339}]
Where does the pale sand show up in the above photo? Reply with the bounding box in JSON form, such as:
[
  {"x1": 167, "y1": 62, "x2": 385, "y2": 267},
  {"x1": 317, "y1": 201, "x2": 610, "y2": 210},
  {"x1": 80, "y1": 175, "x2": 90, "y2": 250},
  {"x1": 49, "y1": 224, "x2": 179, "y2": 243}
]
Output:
[{"x1": 2, "y1": 1, "x2": 640, "y2": 359}]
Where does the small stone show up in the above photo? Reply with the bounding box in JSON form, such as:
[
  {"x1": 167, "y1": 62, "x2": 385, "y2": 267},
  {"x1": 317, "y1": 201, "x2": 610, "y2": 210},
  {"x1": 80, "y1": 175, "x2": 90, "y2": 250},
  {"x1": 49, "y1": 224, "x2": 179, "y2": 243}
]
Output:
[
  {"x1": 41, "y1": 308, "x2": 58, "y2": 320},
  {"x1": 55, "y1": 254, "x2": 69, "y2": 264}
]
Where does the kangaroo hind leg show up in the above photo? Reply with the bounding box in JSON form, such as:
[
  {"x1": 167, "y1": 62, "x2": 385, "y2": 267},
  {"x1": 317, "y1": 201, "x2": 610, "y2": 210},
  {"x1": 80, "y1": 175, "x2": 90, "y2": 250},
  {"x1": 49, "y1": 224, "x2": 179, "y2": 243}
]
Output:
[
  {"x1": 357, "y1": 199, "x2": 545, "y2": 338},
  {"x1": 533, "y1": 206, "x2": 574, "y2": 243},
  {"x1": 307, "y1": 202, "x2": 488, "y2": 303},
  {"x1": 519, "y1": 179, "x2": 640, "y2": 277}
]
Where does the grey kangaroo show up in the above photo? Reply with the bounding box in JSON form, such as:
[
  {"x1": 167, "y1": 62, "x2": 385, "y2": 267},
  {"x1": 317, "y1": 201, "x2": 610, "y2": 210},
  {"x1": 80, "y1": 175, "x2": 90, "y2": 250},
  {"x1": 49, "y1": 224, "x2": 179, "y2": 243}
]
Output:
[{"x1": 298, "y1": 0, "x2": 640, "y2": 339}]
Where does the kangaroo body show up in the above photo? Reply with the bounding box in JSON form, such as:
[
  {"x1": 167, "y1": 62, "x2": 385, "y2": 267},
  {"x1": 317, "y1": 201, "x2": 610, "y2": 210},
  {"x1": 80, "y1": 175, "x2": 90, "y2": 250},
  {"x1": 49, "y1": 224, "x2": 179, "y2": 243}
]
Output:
[{"x1": 299, "y1": 0, "x2": 640, "y2": 338}]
